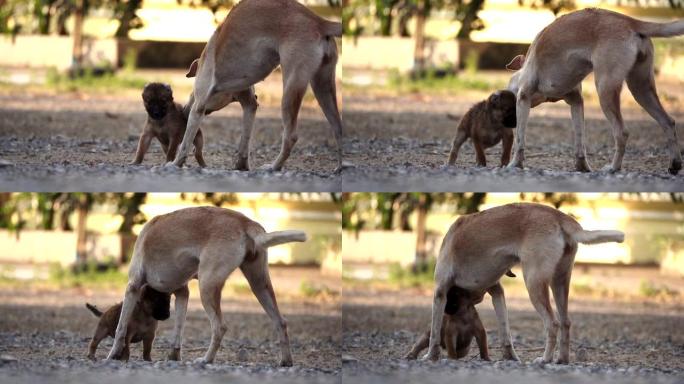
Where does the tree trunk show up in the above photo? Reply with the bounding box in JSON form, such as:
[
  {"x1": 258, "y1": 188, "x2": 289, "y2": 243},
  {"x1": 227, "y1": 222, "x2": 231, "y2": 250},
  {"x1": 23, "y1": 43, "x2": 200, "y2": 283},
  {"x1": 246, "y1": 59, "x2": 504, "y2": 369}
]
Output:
[
  {"x1": 114, "y1": 0, "x2": 142, "y2": 38},
  {"x1": 71, "y1": 0, "x2": 85, "y2": 68},
  {"x1": 412, "y1": 0, "x2": 427, "y2": 74},
  {"x1": 413, "y1": 194, "x2": 429, "y2": 271},
  {"x1": 456, "y1": 0, "x2": 485, "y2": 40},
  {"x1": 75, "y1": 194, "x2": 90, "y2": 268},
  {"x1": 118, "y1": 192, "x2": 146, "y2": 264}
]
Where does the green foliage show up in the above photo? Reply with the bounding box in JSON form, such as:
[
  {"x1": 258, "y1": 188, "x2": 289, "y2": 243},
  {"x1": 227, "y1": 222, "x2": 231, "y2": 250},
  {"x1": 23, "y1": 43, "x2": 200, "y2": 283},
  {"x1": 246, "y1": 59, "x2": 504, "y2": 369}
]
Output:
[
  {"x1": 45, "y1": 67, "x2": 147, "y2": 92},
  {"x1": 464, "y1": 49, "x2": 479, "y2": 75},
  {"x1": 387, "y1": 69, "x2": 505, "y2": 94},
  {"x1": 47, "y1": 261, "x2": 128, "y2": 289},
  {"x1": 639, "y1": 280, "x2": 678, "y2": 298},
  {"x1": 387, "y1": 261, "x2": 435, "y2": 288},
  {"x1": 122, "y1": 48, "x2": 138, "y2": 73},
  {"x1": 299, "y1": 280, "x2": 338, "y2": 298}
]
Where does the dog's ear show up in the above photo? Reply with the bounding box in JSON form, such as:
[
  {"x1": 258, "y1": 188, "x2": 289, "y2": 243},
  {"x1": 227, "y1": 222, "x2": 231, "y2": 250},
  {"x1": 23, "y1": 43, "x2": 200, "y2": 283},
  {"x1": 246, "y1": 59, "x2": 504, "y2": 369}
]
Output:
[
  {"x1": 186, "y1": 59, "x2": 199, "y2": 78},
  {"x1": 505, "y1": 55, "x2": 525, "y2": 71}
]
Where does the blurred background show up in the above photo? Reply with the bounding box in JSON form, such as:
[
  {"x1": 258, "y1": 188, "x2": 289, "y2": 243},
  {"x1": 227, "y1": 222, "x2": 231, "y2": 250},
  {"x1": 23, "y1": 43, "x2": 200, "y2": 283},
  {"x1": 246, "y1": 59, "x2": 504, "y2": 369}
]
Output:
[
  {"x1": 342, "y1": 193, "x2": 684, "y2": 302},
  {"x1": 0, "y1": 192, "x2": 341, "y2": 298}
]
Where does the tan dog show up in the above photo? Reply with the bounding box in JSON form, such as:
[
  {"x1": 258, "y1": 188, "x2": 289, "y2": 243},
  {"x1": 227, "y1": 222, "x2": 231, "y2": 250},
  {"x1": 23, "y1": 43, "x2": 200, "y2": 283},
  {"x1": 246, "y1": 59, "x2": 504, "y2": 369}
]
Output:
[
  {"x1": 131, "y1": 83, "x2": 206, "y2": 167},
  {"x1": 406, "y1": 286, "x2": 490, "y2": 361},
  {"x1": 506, "y1": 9, "x2": 684, "y2": 174},
  {"x1": 446, "y1": 90, "x2": 517, "y2": 167},
  {"x1": 86, "y1": 285, "x2": 170, "y2": 361},
  {"x1": 424, "y1": 203, "x2": 624, "y2": 364},
  {"x1": 106, "y1": 207, "x2": 306, "y2": 366},
  {"x1": 170, "y1": 0, "x2": 342, "y2": 172}
]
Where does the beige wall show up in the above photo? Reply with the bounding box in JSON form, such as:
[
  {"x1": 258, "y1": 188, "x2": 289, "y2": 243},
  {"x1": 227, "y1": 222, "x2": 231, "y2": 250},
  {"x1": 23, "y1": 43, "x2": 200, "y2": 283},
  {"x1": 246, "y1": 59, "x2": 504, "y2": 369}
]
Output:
[
  {"x1": 0, "y1": 35, "x2": 117, "y2": 70},
  {"x1": 342, "y1": 36, "x2": 458, "y2": 72}
]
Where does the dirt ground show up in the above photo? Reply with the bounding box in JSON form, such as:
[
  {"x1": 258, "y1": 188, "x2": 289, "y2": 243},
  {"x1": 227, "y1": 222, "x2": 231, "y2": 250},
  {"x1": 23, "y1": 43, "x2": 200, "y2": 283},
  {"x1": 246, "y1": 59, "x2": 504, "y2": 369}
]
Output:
[
  {"x1": 341, "y1": 74, "x2": 684, "y2": 191},
  {"x1": 0, "y1": 266, "x2": 341, "y2": 383},
  {"x1": 0, "y1": 71, "x2": 341, "y2": 192},
  {"x1": 342, "y1": 284, "x2": 684, "y2": 384}
]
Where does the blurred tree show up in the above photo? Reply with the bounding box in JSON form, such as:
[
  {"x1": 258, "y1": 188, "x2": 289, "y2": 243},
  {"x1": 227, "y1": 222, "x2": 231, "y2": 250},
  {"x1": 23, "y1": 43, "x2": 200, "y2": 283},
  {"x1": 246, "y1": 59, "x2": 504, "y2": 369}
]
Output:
[{"x1": 114, "y1": 192, "x2": 147, "y2": 264}]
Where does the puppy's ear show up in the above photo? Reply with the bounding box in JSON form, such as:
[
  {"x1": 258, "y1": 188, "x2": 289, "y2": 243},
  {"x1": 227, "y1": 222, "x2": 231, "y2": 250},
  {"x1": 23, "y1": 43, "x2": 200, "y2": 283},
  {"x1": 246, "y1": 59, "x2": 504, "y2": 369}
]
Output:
[
  {"x1": 505, "y1": 55, "x2": 525, "y2": 71},
  {"x1": 163, "y1": 83, "x2": 174, "y2": 100},
  {"x1": 488, "y1": 90, "x2": 501, "y2": 104},
  {"x1": 186, "y1": 59, "x2": 199, "y2": 78}
]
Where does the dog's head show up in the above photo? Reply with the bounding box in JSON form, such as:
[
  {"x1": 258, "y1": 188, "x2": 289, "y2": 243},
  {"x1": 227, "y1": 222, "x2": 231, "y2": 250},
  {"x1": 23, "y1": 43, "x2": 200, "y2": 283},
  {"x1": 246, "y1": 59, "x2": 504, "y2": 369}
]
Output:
[
  {"x1": 142, "y1": 83, "x2": 174, "y2": 121},
  {"x1": 487, "y1": 90, "x2": 517, "y2": 128},
  {"x1": 140, "y1": 285, "x2": 171, "y2": 321}
]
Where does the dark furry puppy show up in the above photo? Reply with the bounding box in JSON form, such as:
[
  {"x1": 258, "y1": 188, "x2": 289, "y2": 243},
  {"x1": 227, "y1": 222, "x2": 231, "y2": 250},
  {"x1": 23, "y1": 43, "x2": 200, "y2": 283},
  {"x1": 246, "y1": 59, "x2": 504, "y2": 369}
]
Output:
[
  {"x1": 85, "y1": 285, "x2": 170, "y2": 361},
  {"x1": 131, "y1": 82, "x2": 206, "y2": 167},
  {"x1": 446, "y1": 90, "x2": 517, "y2": 167}
]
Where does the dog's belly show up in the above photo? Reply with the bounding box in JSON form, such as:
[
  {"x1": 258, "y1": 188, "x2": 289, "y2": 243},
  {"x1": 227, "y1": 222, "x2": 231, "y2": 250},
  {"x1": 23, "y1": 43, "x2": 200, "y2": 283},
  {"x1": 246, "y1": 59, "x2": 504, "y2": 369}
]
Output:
[{"x1": 143, "y1": 248, "x2": 199, "y2": 292}]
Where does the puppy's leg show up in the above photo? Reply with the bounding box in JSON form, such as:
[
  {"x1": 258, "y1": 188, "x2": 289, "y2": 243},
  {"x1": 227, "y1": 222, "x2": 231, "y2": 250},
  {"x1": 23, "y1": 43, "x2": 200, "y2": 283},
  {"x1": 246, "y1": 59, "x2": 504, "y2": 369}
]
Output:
[
  {"x1": 265, "y1": 46, "x2": 321, "y2": 171},
  {"x1": 524, "y1": 273, "x2": 558, "y2": 364},
  {"x1": 550, "y1": 243, "x2": 576, "y2": 364},
  {"x1": 143, "y1": 332, "x2": 154, "y2": 361},
  {"x1": 447, "y1": 130, "x2": 467, "y2": 166},
  {"x1": 240, "y1": 250, "x2": 293, "y2": 367},
  {"x1": 473, "y1": 315, "x2": 490, "y2": 361},
  {"x1": 234, "y1": 88, "x2": 258, "y2": 171},
  {"x1": 87, "y1": 325, "x2": 109, "y2": 360},
  {"x1": 474, "y1": 140, "x2": 487, "y2": 167},
  {"x1": 130, "y1": 131, "x2": 153, "y2": 165},
  {"x1": 444, "y1": 322, "x2": 460, "y2": 359},
  {"x1": 626, "y1": 40, "x2": 682, "y2": 175},
  {"x1": 168, "y1": 285, "x2": 189, "y2": 361},
  {"x1": 166, "y1": 136, "x2": 180, "y2": 164},
  {"x1": 311, "y1": 39, "x2": 343, "y2": 172},
  {"x1": 405, "y1": 330, "x2": 430, "y2": 360},
  {"x1": 193, "y1": 129, "x2": 207, "y2": 167},
  {"x1": 595, "y1": 61, "x2": 631, "y2": 173},
  {"x1": 107, "y1": 281, "x2": 143, "y2": 360},
  {"x1": 564, "y1": 88, "x2": 592, "y2": 172},
  {"x1": 424, "y1": 282, "x2": 448, "y2": 361},
  {"x1": 507, "y1": 94, "x2": 531, "y2": 169},
  {"x1": 487, "y1": 283, "x2": 519, "y2": 361},
  {"x1": 501, "y1": 131, "x2": 513, "y2": 167}
]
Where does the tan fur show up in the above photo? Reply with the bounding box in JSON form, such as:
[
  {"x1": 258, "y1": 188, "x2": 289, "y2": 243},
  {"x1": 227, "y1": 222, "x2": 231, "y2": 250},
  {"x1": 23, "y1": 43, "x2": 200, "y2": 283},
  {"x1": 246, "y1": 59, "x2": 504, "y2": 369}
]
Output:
[
  {"x1": 424, "y1": 203, "x2": 623, "y2": 364},
  {"x1": 131, "y1": 83, "x2": 206, "y2": 167},
  {"x1": 86, "y1": 286, "x2": 170, "y2": 361},
  {"x1": 446, "y1": 90, "x2": 517, "y2": 167},
  {"x1": 506, "y1": 8, "x2": 684, "y2": 175},
  {"x1": 106, "y1": 207, "x2": 306, "y2": 367},
  {"x1": 169, "y1": 0, "x2": 343, "y2": 172}
]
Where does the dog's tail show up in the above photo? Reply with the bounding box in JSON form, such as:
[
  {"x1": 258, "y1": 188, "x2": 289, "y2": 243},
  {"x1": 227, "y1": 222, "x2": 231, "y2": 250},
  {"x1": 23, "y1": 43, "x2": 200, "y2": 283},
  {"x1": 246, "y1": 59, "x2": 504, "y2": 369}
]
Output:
[
  {"x1": 634, "y1": 19, "x2": 684, "y2": 38},
  {"x1": 254, "y1": 230, "x2": 307, "y2": 249},
  {"x1": 321, "y1": 21, "x2": 342, "y2": 37},
  {"x1": 85, "y1": 303, "x2": 103, "y2": 318},
  {"x1": 573, "y1": 230, "x2": 624, "y2": 245}
]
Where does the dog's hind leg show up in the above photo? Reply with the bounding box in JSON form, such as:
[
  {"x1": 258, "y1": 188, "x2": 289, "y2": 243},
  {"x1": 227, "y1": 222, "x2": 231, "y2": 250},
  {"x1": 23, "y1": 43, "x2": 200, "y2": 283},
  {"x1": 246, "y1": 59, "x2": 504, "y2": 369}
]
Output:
[
  {"x1": 550, "y1": 242, "x2": 576, "y2": 364},
  {"x1": 168, "y1": 284, "x2": 189, "y2": 361},
  {"x1": 626, "y1": 39, "x2": 682, "y2": 175},
  {"x1": 487, "y1": 283, "x2": 519, "y2": 361},
  {"x1": 311, "y1": 37, "x2": 343, "y2": 172},
  {"x1": 507, "y1": 94, "x2": 531, "y2": 169},
  {"x1": 524, "y1": 271, "x2": 558, "y2": 364},
  {"x1": 234, "y1": 88, "x2": 258, "y2": 171},
  {"x1": 564, "y1": 87, "x2": 592, "y2": 172},
  {"x1": 240, "y1": 249, "x2": 293, "y2": 367}
]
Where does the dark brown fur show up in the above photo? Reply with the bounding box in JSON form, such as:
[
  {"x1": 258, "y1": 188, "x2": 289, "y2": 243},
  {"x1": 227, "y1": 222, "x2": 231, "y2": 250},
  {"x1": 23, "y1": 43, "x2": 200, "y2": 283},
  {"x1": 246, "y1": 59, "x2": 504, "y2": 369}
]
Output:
[
  {"x1": 446, "y1": 90, "x2": 517, "y2": 167},
  {"x1": 86, "y1": 285, "x2": 170, "y2": 361},
  {"x1": 131, "y1": 83, "x2": 206, "y2": 167},
  {"x1": 405, "y1": 286, "x2": 490, "y2": 360}
]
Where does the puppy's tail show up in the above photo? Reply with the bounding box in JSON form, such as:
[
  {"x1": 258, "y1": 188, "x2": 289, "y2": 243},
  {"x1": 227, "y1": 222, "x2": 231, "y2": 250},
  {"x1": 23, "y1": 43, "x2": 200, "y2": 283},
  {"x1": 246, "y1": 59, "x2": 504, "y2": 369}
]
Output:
[
  {"x1": 85, "y1": 303, "x2": 103, "y2": 318},
  {"x1": 321, "y1": 21, "x2": 342, "y2": 37},
  {"x1": 254, "y1": 230, "x2": 307, "y2": 249},
  {"x1": 634, "y1": 20, "x2": 684, "y2": 38},
  {"x1": 446, "y1": 113, "x2": 460, "y2": 121},
  {"x1": 573, "y1": 230, "x2": 624, "y2": 245}
]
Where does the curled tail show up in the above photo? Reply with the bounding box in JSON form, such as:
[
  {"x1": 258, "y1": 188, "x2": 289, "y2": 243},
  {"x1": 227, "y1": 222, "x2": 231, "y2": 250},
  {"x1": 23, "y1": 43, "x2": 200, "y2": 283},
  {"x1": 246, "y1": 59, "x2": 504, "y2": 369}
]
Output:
[
  {"x1": 85, "y1": 303, "x2": 103, "y2": 317},
  {"x1": 573, "y1": 230, "x2": 624, "y2": 245},
  {"x1": 254, "y1": 230, "x2": 307, "y2": 248},
  {"x1": 634, "y1": 19, "x2": 684, "y2": 38},
  {"x1": 322, "y1": 21, "x2": 342, "y2": 37}
]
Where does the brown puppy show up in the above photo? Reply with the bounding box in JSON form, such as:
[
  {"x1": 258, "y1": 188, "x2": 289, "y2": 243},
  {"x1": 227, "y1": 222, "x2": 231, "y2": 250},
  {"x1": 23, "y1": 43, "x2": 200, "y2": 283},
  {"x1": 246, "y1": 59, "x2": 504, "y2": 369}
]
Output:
[
  {"x1": 86, "y1": 285, "x2": 170, "y2": 361},
  {"x1": 406, "y1": 286, "x2": 490, "y2": 361},
  {"x1": 446, "y1": 90, "x2": 517, "y2": 167},
  {"x1": 131, "y1": 83, "x2": 207, "y2": 167}
]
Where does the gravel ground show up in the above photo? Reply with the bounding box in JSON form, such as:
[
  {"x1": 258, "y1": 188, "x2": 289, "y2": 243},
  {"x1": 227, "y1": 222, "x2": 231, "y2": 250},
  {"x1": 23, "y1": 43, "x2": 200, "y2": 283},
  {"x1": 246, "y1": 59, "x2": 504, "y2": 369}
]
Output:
[
  {"x1": 0, "y1": 271, "x2": 341, "y2": 383},
  {"x1": 341, "y1": 90, "x2": 684, "y2": 191},
  {"x1": 342, "y1": 286, "x2": 684, "y2": 384},
  {"x1": 0, "y1": 88, "x2": 340, "y2": 192}
]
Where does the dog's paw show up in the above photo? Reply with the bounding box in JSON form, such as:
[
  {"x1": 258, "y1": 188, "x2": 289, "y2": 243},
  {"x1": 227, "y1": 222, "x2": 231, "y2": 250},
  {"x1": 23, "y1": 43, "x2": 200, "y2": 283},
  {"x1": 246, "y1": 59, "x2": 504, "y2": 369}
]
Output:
[
  {"x1": 404, "y1": 353, "x2": 417, "y2": 361},
  {"x1": 668, "y1": 158, "x2": 682, "y2": 175},
  {"x1": 167, "y1": 348, "x2": 181, "y2": 361},
  {"x1": 532, "y1": 356, "x2": 550, "y2": 366},
  {"x1": 574, "y1": 157, "x2": 592, "y2": 173},
  {"x1": 600, "y1": 164, "x2": 620, "y2": 174},
  {"x1": 192, "y1": 357, "x2": 209, "y2": 366},
  {"x1": 279, "y1": 358, "x2": 293, "y2": 367},
  {"x1": 502, "y1": 346, "x2": 521, "y2": 362},
  {"x1": 554, "y1": 357, "x2": 570, "y2": 365},
  {"x1": 233, "y1": 156, "x2": 249, "y2": 171},
  {"x1": 258, "y1": 163, "x2": 281, "y2": 172},
  {"x1": 419, "y1": 351, "x2": 440, "y2": 362}
]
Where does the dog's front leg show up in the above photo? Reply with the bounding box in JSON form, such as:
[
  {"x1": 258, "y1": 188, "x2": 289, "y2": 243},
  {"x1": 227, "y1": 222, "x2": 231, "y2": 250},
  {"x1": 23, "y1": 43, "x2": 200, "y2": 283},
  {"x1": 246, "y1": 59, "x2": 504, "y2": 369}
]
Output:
[
  {"x1": 423, "y1": 284, "x2": 448, "y2": 361},
  {"x1": 487, "y1": 283, "x2": 519, "y2": 361},
  {"x1": 170, "y1": 103, "x2": 203, "y2": 168},
  {"x1": 565, "y1": 88, "x2": 592, "y2": 172},
  {"x1": 235, "y1": 88, "x2": 258, "y2": 171},
  {"x1": 507, "y1": 95, "x2": 531, "y2": 169},
  {"x1": 106, "y1": 282, "x2": 143, "y2": 360},
  {"x1": 168, "y1": 285, "x2": 189, "y2": 361}
]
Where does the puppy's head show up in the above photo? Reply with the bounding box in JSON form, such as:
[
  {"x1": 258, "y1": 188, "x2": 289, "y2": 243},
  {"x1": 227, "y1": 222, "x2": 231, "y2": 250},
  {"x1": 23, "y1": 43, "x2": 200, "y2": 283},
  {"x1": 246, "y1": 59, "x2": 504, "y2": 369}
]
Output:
[
  {"x1": 487, "y1": 90, "x2": 517, "y2": 128},
  {"x1": 444, "y1": 286, "x2": 474, "y2": 316},
  {"x1": 142, "y1": 82, "x2": 174, "y2": 121},
  {"x1": 140, "y1": 285, "x2": 171, "y2": 321}
]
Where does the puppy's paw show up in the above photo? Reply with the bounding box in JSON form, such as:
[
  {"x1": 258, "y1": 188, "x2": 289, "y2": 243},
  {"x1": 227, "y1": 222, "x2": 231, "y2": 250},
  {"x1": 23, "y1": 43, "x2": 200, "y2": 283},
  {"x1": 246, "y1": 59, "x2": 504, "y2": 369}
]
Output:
[
  {"x1": 668, "y1": 158, "x2": 682, "y2": 175},
  {"x1": 164, "y1": 161, "x2": 180, "y2": 169},
  {"x1": 554, "y1": 356, "x2": 570, "y2": 365},
  {"x1": 167, "y1": 348, "x2": 181, "y2": 361},
  {"x1": 404, "y1": 353, "x2": 417, "y2": 361},
  {"x1": 279, "y1": 357, "x2": 293, "y2": 367},
  {"x1": 233, "y1": 157, "x2": 249, "y2": 171},
  {"x1": 258, "y1": 163, "x2": 281, "y2": 172}
]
